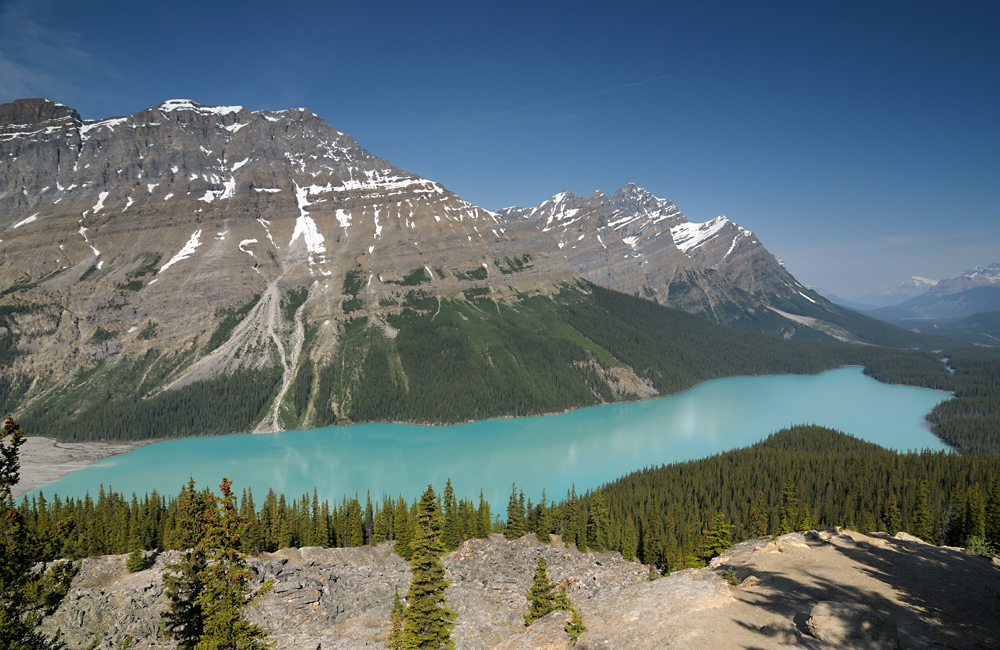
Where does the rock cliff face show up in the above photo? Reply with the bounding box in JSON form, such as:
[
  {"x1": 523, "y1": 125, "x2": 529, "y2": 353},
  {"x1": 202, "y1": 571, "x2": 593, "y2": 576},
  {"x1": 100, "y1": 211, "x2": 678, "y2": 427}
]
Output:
[
  {"x1": 0, "y1": 98, "x2": 874, "y2": 439},
  {"x1": 40, "y1": 531, "x2": 1000, "y2": 650},
  {"x1": 497, "y1": 185, "x2": 814, "y2": 325}
]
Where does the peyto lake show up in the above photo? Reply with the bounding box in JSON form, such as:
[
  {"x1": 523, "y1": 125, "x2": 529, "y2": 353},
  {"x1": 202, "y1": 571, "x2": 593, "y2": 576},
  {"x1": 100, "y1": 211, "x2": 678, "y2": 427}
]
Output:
[{"x1": 30, "y1": 367, "x2": 950, "y2": 506}]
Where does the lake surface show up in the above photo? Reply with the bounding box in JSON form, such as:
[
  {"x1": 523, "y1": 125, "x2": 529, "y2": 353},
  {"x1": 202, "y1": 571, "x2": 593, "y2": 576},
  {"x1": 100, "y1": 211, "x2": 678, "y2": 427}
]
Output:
[{"x1": 29, "y1": 367, "x2": 950, "y2": 507}]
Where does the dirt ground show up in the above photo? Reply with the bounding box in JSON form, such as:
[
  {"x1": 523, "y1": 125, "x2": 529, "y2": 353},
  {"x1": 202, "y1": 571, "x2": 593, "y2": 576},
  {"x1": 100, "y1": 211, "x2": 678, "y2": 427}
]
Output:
[{"x1": 582, "y1": 530, "x2": 1000, "y2": 649}]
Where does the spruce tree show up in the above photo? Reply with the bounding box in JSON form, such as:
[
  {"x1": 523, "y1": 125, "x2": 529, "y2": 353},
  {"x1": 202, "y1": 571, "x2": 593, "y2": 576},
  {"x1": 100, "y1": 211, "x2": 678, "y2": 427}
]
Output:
[
  {"x1": 912, "y1": 481, "x2": 932, "y2": 542},
  {"x1": 587, "y1": 490, "x2": 610, "y2": 552},
  {"x1": 403, "y1": 485, "x2": 456, "y2": 649},
  {"x1": 621, "y1": 517, "x2": 638, "y2": 561},
  {"x1": 0, "y1": 415, "x2": 76, "y2": 650},
  {"x1": 985, "y1": 478, "x2": 1000, "y2": 549},
  {"x1": 394, "y1": 496, "x2": 412, "y2": 560},
  {"x1": 778, "y1": 477, "x2": 798, "y2": 535},
  {"x1": 884, "y1": 492, "x2": 901, "y2": 536},
  {"x1": 505, "y1": 484, "x2": 525, "y2": 540},
  {"x1": 523, "y1": 556, "x2": 557, "y2": 626},
  {"x1": 536, "y1": 490, "x2": 551, "y2": 544},
  {"x1": 797, "y1": 503, "x2": 818, "y2": 532},
  {"x1": 442, "y1": 480, "x2": 461, "y2": 550},
  {"x1": 387, "y1": 585, "x2": 405, "y2": 650},
  {"x1": 194, "y1": 478, "x2": 272, "y2": 650},
  {"x1": 126, "y1": 548, "x2": 146, "y2": 573},
  {"x1": 700, "y1": 512, "x2": 731, "y2": 561}
]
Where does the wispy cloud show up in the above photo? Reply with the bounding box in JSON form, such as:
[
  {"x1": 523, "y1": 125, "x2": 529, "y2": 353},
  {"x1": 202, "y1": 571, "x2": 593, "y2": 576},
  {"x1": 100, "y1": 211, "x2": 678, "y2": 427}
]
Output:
[
  {"x1": 0, "y1": 0, "x2": 116, "y2": 107},
  {"x1": 432, "y1": 73, "x2": 675, "y2": 129}
]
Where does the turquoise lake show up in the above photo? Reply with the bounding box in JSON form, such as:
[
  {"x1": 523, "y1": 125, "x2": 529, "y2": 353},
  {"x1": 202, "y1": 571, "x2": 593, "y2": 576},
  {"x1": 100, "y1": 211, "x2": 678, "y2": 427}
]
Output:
[{"x1": 29, "y1": 367, "x2": 950, "y2": 507}]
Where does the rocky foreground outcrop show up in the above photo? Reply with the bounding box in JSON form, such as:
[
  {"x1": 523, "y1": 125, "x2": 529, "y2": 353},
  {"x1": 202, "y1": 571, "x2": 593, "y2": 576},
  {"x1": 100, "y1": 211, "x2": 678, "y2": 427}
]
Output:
[{"x1": 42, "y1": 531, "x2": 1000, "y2": 650}]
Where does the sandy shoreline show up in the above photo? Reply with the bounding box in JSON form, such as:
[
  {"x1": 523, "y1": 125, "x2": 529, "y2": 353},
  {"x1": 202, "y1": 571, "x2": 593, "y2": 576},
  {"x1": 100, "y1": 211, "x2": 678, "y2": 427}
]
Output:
[{"x1": 12, "y1": 437, "x2": 150, "y2": 499}]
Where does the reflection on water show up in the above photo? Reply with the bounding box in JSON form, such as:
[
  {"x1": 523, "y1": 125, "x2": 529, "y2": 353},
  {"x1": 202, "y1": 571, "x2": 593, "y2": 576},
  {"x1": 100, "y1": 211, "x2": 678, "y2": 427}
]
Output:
[{"x1": 31, "y1": 367, "x2": 949, "y2": 506}]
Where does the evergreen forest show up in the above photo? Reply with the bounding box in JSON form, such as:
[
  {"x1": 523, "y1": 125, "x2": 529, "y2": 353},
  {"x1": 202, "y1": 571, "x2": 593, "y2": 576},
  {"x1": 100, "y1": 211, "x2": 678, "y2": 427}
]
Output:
[{"x1": 14, "y1": 426, "x2": 999, "y2": 572}]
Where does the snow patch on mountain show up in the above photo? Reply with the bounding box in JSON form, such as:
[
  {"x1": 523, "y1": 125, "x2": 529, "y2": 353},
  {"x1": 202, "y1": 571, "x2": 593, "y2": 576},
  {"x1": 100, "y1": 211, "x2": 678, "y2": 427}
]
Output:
[
  {"x1": 670, "y1": 216, "x2": 729, "y2": 254},
  {"x1": 290, "y1": 184, "x2": 326, "y2": 257},
  {"x1": 159, "y1": 229, "x2": 202, "y2": 273}
]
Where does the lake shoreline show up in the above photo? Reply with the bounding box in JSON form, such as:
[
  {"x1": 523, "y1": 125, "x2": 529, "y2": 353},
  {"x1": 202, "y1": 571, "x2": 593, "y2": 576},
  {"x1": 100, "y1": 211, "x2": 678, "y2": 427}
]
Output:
[{"x1": 13, "y1": 437, "x2": 150, "y2": 499}]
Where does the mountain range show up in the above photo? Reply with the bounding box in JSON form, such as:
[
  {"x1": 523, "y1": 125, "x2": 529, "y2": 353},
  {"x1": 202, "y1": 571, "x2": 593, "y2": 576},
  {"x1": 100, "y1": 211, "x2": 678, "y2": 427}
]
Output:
[{"x1": 0, "y1": 98, "x2": 935, "y2": 440}]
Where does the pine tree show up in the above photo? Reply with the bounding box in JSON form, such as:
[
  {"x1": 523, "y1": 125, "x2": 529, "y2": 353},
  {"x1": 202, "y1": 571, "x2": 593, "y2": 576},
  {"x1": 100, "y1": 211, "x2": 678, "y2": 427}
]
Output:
[
  {"x1": 403, "y1": 485, "x2": 456, "y2": 649},
  {"x1": 163, "y1": 479, "x2": 271, "y2": 650},
  {"x1": 884, "y1": 492, "x2": 901, "y2": 536},
  {"x1": 797, "y1": 503, "x2": 819, "y2": 532},
  {"x1": 387, "y1": 585, "x2": 405, "y2": 650},
  {"x1": 0, "y1": 415, "x2": 77, "y2": 650},
  {"x1": 442, "y1": 480, "x2": 460, "y2": 551},
  {"x1": 193, "y1": 478, "x2": 272, "y2": 650},
  {"x1": 912, "y1": 481, "x2": 932, "y2": 542},
  {"x1": 505, "y1": 484, "x2": 525, "y2": 540},
  {"x1": 536, "y1": 490, "x2": 551, "y2": 544},
  {"x1": 394, "y1": 496, "x2": 413, "y2": 560},
  {"x1": 126, "y1": 548, "x2": 146, "y2": 572},
  {"x1": 985, "y1": 478, "x2": 1000, "y2": 549},
  {"x1": 700, "y1": 512, "x2": 731, "y2": 561},
  {"x1": 523, "y1": 556, "x2": 557, "y2": 626},
  {"x1": 621, "y1": 517, "x2": 638, "y2": 561},
  {"x1": 161, "y1": 546, "x2": 207, "y2": 649},
  {"x1": 778, "y1": 477, "x2": 798, "y2": 535},
  {"x1": 587, "y1": 490, "x2": 610, "y2": 552}
]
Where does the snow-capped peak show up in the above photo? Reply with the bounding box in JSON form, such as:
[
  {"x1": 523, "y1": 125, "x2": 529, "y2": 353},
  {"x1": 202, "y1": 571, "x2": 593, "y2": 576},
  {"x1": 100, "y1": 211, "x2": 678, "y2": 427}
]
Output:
[{"x1": 158, "y1": 99, "x2": 244, "y2": 116}]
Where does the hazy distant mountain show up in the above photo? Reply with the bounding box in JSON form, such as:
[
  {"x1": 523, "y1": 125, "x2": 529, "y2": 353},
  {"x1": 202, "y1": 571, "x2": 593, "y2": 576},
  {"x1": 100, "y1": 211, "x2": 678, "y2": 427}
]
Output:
[
  {"x1": 825, "y1": 276, "x2": 940, "y2": 309},
  {"x1": 867, "y1": 264, "x2": 1000, "y2": 321}
]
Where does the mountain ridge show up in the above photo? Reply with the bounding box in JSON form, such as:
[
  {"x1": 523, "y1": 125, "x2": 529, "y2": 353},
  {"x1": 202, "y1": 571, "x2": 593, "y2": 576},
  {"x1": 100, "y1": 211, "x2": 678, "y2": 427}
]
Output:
[{"x1": 0, "y1": 98, "x2": 947, "y2": 440}]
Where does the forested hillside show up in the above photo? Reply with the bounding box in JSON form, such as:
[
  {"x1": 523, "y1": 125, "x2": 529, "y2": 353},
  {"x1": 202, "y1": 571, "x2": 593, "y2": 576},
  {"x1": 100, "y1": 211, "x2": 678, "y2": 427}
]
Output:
[{"x1": 16, "y1": 426, "x2": 998, "y2": 573}]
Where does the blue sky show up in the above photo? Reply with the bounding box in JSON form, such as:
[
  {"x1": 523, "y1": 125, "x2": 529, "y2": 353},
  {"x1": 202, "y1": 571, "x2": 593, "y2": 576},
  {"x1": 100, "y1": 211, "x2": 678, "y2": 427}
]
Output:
[{"x1": 2, "y1": 0, "x2": 998, "y2": 299}]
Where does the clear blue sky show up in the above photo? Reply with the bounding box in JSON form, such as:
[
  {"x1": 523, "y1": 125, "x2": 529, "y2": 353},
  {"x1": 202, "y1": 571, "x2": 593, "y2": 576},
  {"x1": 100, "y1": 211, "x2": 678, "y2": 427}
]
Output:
[{"x1": 2, "y1": 0, "x2": 997, "y2": 298}]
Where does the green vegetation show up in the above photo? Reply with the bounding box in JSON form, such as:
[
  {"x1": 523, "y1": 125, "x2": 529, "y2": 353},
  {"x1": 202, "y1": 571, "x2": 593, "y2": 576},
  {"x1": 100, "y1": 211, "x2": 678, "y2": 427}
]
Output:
[
  {"x1": 137, "y1": 321, "x2": 158, "y2": 340},
  {"x1": 204, "y1": 294, "x2": 262, "y2": 354},
  {"x1": 282, "y1": 286, "x2": 308, "y2": 322},
  {"x1": 454, "y1": 266, "x2": 488, "y2": 281},
  {"x1": 342, "y1": 267, "x2": 364, "y2": 297},
  {"x1": 0, "y1": 416, "x2": 76, "y2": 650},
  {"x1": 162, "y1": 478, "x2": 271, "y2": 650},
  {"x1": 523, "y1": 556, "x2": 585, "y2": 639},
  {"x1": 402, "y1": 485, "x2": 456, "y2": 649},
  {"x1": 20, "y1": 355, "x2": 281, "y2": 441},
  {"x1": 130, "y1": 253, "x2": 161, "y2": 278},
  {"x1": 384, "y1": 267, "x2": 430, "y2": 286},
  {"x1": 89, "y1": 326, "x2": 116, "y2": 343},
  {"x1": 547, "y1": 425, "x2": 999, "y2": 572},
  {"x1": 308, "y1": 282, "x2": 965, "y2": 430}
]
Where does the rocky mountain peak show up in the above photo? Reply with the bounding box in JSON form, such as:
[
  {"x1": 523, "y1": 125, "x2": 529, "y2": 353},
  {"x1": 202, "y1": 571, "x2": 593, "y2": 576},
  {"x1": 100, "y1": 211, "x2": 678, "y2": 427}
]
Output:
[{"x1": 0, "y1": 98, "x2": 80, "y2": 129}]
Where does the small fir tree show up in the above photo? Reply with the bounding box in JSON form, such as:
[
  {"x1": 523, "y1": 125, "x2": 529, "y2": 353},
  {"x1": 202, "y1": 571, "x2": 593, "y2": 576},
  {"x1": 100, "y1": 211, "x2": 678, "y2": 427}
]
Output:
[
  {"x1": 522, "y1": 556, "x2": 586, "y2": 641},
  {"x1": 403, "y1": 485, "x2": 456, "y2": 649},
  {"x1": 523, "y1": 556, "x2": 557, "y2": 626},
  {"x1": 126, "y1": 548, "x2": 146, "y2": 573},
  {"x1": 387, "y1": 585, "x2": 405, "y2": 650}
]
